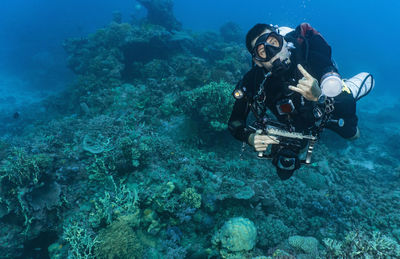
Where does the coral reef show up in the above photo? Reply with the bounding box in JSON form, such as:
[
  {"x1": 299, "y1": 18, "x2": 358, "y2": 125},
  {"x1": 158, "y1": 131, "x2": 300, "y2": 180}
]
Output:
[
  {"x1": 63, "y1": 221, "x2": 99, "y2": 259},
  {"x1": 220, "y1": 22, "x2": 243, "y2": 43},
  {"x1": 137, "y1": 0, "x2": 181, "y2": 31},
  {"x1": 0, "y1": 2, "x2": 399, "y2": 258},
  {"x1": 179, "y1": 81, "x2": 235, "y2": 133},
  {"x1": 94, "y1": 215, "x2": 145, "y2": 259},
  {"x1": 180, "y1": 187, "x2": 202, "y2": 209},
  {"x1": 288, "y1": 235, "x2": 320, "y2": 257},
  {"x1": 323, "y1": 230, "x2": 400, "y2": 258}
]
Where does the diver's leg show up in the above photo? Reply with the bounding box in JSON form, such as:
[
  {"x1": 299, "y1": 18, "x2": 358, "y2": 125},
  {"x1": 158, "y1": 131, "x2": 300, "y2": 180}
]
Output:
[
  {"x1": 326, "y1": 91, "x2": 359, "y2": 139},
  {"x1": 348, "y1": 127, "x2": 360, "y2": 140}
]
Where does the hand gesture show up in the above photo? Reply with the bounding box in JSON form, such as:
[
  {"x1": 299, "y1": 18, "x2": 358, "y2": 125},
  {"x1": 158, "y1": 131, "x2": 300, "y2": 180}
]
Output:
[{"x1": 289, "y1": 64, "x2": 321, "y2": 101}]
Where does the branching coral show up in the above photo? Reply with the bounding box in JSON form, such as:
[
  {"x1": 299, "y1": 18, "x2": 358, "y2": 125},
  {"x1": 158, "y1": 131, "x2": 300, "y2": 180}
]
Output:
[
  {"x1": 62, "y1": 175, "x2": 141, "y2": 257},
  {"x1": 63, "y1": 222, "x2": 100, "y2": 259},
  {"x1": 0, "y1": 148, "x2": 52, "y2": 186},
  {"x1": 89, "y1": 176, "x2": 139, "y2": 228},
  {"x1": 323, "y1": 230, "x2": 400, "y2": 258}
]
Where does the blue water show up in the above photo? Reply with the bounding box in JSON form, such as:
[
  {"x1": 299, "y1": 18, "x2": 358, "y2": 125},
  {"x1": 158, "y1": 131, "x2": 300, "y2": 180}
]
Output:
[{"x1": 1, "y1": 0, "x2": 399, "y2": 98}]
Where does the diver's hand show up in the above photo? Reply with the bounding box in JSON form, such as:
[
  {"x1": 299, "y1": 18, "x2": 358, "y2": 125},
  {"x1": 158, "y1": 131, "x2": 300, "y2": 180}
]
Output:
[
  {"x1": 289, "y1": 64, "x2": 321, "y2": 101},
  {"x1": 248, "y1": 132, "x2": 279, "y2": 152}
]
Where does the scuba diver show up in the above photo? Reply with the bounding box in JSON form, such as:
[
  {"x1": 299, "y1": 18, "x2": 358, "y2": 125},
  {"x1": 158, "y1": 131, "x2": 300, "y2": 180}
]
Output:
[{"x1": 228, "y1": 23, "x2": 374, "y2": 180}]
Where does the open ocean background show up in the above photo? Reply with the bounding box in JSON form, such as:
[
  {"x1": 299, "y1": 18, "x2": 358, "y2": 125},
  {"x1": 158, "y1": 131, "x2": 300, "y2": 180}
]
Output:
[
  {"x1": 1, "y1": 0, "x2": 400, "y2": 101},
  {"x1": 0, "y1": 0, "x2": 400, "y2": 258}
]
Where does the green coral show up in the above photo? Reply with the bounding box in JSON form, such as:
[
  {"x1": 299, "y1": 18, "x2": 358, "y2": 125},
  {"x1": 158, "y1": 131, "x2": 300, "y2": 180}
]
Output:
[
  {"x1": 89, "y1": 22, "x2": 134, "y2": 49},
  {"x1": 89, "y1": 176, "x2": 139, "y2": 228},
  {"x1": 119, "y1": 131, "x2": 152, "y2": 168},
  {"x1": 180, "y1": 187, "x2": 202, "y2": 209},
  {"x1": 63, "y1": 177, "x2": 140, "y2": 257},
  {"x1": 0, "y1": 148, "x2": 52, "y2": 186},
  {"x1": 297, "y1": 171, "x2": 328, "y2": 190},
  {"x1": 322, "y1": 238, "x2": 343, "y2": 257},
  {"x1": 180, "y1": 81, "x2": 235, "y2": 132},
  {"x1": 183, "y1": 59, "x2": 211, "y2": 87},
  {"x1": 145, "y1": 181, "x2": 178, "y2": 213},
  {"x1": 161, "y1": 93, "x2": 180, "y2": 116},
  {"x1": 84, "y1": 130, "x2": 152, "y2": 180},
  {"x1": 85, "y1": 154, "x2": 116, "y2": 181},
  {"x1": 63, "y1": 221, "x2": 100, "y2": 259},
  {"x1": 257, "y1": 216, "x2": 290, "y2": 248}
]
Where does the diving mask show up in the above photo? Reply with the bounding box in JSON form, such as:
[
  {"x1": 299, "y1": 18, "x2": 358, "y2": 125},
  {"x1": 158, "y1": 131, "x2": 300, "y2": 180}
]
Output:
[{"x1": 252, "y1": 32, "x2": 284, "y2": 62}]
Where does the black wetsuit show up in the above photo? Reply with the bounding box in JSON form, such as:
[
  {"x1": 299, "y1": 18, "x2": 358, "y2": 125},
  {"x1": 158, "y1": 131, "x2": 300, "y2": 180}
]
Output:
[{"x1": 228, "y1": 24, "x2": 358, "y2": 178}]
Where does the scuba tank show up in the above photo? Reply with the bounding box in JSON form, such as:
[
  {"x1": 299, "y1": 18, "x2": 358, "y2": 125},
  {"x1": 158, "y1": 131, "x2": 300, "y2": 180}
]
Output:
[
  {"x1": 278, "y1": 26, "x2": 294, "y2": 36},
  {"x1": 343, "y1": 73, "x2": 375, "y2": 101}
]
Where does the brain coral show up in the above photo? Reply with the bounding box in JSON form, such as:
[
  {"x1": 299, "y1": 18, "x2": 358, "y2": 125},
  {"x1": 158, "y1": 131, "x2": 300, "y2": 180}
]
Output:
[{"x1": 212, "y1": 217, "x2": 257, "y2": 252}]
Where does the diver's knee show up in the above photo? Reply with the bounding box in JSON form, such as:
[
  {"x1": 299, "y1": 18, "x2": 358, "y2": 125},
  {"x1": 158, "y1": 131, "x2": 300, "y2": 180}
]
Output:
[
  {"x1": 277, "y1": 169, "x2": 295, "y2": 180},
  {"x1": 347, "y1": 127, "x2": 360, "y2": 140}
]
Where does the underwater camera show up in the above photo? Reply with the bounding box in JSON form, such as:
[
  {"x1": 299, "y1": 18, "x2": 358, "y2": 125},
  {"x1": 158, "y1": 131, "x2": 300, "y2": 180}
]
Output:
[
  {"x1": 271, "y1": 138, "x2": 303, "y2": 179},
  {"x1": 249, "y1": 118, "x2": 318, "y2": 179}
]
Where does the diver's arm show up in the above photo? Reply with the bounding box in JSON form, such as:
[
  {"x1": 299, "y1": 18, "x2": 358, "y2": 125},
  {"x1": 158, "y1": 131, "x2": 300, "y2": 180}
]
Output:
[
  {"x1": 304, "y1": 29, "x2": 343, "y2": 99},
  {"x1": 305, "y1": 28, "x2": 361, "y2": 137},
  {"x1": 228, "y1": 100, "x2": 280, "y2": 150},
  {"x1": 310, "y1": 34, "x2": 342, "y2": 98},
  {"x1": 228, "y1": 68, "x2": 260, "y2": 144},
  {"x1": 228, "y1": 97, "x2": 252, "y2": 143},
  {"x1": 298, "y1": 23, "x2": 339, "y2": 81}
]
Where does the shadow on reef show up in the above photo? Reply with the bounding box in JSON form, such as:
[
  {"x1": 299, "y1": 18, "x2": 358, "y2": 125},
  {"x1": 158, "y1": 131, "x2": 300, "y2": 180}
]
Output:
[
  {"x1": 17, "y1": 231, "x2": 58, "y2": 259},
  {"x1": 1, "y1": 0, "x2": 400, "y2": 258}
]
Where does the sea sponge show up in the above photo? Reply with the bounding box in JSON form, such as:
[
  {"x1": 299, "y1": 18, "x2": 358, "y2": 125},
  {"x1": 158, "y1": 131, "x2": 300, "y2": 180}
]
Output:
[{"x1": 212, "y1": 217, "x2": 257, "y2": 252}]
